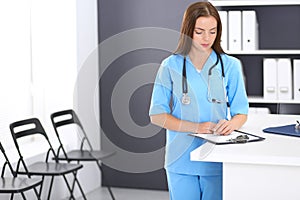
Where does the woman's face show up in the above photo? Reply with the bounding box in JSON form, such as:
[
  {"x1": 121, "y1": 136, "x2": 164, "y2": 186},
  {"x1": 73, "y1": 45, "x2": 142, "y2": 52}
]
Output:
[{"x1": 192, "y1": 16, "x2": 217, "y2": 53}]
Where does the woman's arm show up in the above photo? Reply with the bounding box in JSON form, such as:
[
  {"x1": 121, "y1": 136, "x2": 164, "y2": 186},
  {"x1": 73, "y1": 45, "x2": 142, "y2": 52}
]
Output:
[
  {"x1": 150, "y1": 113, "x2": 216, "y2": 134},
  {"x1": 213, "y1": 114, "x2": 247, "y2": 135}
]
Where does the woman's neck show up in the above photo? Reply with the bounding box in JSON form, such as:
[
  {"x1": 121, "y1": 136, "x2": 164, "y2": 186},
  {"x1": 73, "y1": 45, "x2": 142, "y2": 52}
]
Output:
[{"x1": 188, "y1": 48, "x2": 212, "y2": 71}]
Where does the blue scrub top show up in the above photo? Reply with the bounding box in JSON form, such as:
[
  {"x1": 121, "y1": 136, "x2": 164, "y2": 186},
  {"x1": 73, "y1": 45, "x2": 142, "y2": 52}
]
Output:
[{"x1": 149, "y1": 50, "x2": 249, "y2": 176}]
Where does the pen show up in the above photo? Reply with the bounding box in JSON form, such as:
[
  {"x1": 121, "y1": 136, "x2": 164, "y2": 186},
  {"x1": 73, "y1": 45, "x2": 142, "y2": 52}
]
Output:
[{"x1": 296, "y1": 120, "x2": 300, "y2": 131}]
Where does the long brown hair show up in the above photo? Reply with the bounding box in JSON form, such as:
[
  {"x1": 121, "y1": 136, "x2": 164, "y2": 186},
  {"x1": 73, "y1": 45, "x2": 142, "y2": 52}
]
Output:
[{"x1": 174, "y1": 2, "x2": 224, "y2": 56}]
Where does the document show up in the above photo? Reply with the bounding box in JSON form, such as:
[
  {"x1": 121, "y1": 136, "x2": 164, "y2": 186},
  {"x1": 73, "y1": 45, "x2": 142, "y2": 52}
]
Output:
[
  {"x1": 242, "y1": 10, "x2": 259, "y2": 51},
  {"x1": 219, "y1": 11, "x2": 228, "y2": 51},
  {"x1": 190, "y1": 130, "x2": 265, "y2": 145},
  {"x1": 293, "y1": 59, "x2": 300, "y2": 100},
  {"x1": 228, "y1": 11, "x2": 241, "y2": 51},
  {"x1": 263, "y1": 58, "x2": 277, "y2": 100},
  {"x1": 277, "y1": 58, "x2": 292, "y2": 100}
]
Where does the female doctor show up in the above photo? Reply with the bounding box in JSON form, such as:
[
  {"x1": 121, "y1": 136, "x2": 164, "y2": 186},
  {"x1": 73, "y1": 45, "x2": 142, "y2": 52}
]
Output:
[{"x1": 149, "y1": 2, "x2": 248, "y2": 200}]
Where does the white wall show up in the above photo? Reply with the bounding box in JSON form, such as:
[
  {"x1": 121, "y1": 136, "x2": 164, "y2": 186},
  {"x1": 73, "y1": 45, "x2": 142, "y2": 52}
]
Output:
[
  {"x1": 0, "y1": 0, "x2": 100, "y2": 199},
  {"x1": 75, "y1": 0, "x2": 100, "y2": 150},
  {"x1": 31, "y1": 0, "x2": 100, "y2": 198},
  {"x1": 31, "y1": 0, "x2": 77, "y2": 122},
  {"x1": 75, "y1": 0, "x2": 102, "y2": 196}
]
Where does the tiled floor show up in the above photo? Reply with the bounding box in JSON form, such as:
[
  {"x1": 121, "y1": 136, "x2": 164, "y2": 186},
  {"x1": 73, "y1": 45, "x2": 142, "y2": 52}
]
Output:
[{"x1": 78, "y1": 187, "x2": 169, "y2": 200}]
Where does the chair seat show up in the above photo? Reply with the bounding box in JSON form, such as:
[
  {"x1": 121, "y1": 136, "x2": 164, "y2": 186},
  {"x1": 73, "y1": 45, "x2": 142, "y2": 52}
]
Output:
[
  {"x1": 17, "y1": 162, "x2": 83, "y2": 176},
  {"x1": 0, "y1": 177, "x2": 42, "y2": 193},
  {"x1": 57, "y1": 150, "x2": 114, "y2": 161}
]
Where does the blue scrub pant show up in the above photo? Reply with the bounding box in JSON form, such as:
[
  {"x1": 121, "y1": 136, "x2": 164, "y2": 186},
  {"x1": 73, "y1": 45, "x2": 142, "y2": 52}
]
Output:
[{"x1": 166, "y1": 171, "x2": 222, "y2": 200}]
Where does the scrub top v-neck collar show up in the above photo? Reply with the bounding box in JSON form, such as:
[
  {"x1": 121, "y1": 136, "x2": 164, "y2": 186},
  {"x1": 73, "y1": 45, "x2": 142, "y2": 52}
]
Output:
[{"x1": 185, "y1": 51, "x2": 217, "y2": 74}]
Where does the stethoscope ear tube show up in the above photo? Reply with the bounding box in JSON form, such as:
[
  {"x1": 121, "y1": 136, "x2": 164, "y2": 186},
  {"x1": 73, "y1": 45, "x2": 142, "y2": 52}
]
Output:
[
  {"x1": 181, "y1": 57, "x2": 191, "y2": 104},
  {"x1": 182, "y1": 57, "x2": 188, "y2": 94}
]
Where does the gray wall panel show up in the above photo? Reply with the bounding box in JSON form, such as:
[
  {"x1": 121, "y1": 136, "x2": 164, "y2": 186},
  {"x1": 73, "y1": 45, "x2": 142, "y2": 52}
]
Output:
[{"x1": 98, "y1": 0, "x2": 200, "y2": 190}]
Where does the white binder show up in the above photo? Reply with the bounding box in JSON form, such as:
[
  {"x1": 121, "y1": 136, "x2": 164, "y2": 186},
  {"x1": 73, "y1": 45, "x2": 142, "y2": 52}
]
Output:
[
  {"x1": 219, "y1": 11, "x2": 228, "y2": 51},
  {"x1": 242, "y1": 10, "x2": 259, "y2": 51},
  {"x1": 277, "y1": 58, "x2": 292, "y2": 100},
  {"x1": 263, "y1": 58, "x2": 277, "y2": 100},
  {"x1": 228, "y1": 11, "x2": 241, "y2": 51},
  {"x1": 293, "y1": 59, "x2": 300, "y2": 100}
]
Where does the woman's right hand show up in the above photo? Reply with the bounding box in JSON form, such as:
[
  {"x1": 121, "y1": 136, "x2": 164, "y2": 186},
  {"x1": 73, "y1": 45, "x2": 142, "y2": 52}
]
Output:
[
  {"x1": 195, "y1": 122, "x2": 216, "y2": 134},
  {"x1": 151, "y1": 113, "x2": 218, "y2": 134}
]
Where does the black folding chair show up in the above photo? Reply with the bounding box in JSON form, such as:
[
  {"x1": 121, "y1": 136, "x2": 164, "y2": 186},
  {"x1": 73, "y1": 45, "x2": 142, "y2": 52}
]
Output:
[
  {"x1": 0, "y1": 142, "x2": 42, "y2": 200},
  {"x1": 9, "y1": 118, "x2": 87, "y2": 200},
  {"x1": 50, "y1": 109, "x2": 115, "y2": 200}
]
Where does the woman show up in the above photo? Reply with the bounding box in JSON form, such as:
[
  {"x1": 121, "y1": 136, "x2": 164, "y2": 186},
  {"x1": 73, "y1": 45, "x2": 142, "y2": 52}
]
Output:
[{"x1": 149, "y1": 2, "x2": 248, "y2": 200}]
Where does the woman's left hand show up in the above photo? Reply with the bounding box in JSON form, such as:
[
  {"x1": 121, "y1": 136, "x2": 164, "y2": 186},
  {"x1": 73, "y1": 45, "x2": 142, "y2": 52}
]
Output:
[
  {"x1": 212, "y1": 119, "x2": 234, "y2": 135},
  {"x1": 213, "y1": 114, "x2": 248, "y2": 135}
]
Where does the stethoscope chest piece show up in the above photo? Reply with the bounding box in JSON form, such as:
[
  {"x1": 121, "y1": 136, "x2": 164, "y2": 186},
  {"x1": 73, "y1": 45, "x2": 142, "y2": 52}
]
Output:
[{"x1": 181, "y1": 93, "x2": 191, "y2": 105}]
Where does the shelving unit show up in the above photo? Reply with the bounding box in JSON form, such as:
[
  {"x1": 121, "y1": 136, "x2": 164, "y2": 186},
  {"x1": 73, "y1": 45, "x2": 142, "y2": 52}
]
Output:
[
  {"x1": 213, "y1": 0, "x2": 300, "y2": 114},
  {"x1": 210, "y1": 1, "x2": 300, "y2": 6},
  {"x1": 228, "y1": 50, "x2": 300, "y2": 55}
]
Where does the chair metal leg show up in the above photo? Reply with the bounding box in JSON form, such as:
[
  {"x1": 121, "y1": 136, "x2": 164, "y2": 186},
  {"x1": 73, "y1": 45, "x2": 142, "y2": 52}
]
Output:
[
  {"x1": 62, "y1": 174, "x2": 76, "y2": 199},
  {"x1": 67, "y1": 170, "x2": 87, "y2": 200},
  {"x1": 21, "y1": 191, "x2": 27, "y2": 199},
  {"x1": 96, "y1": 161, "x2": 115, "y2": 200},
  {"x1": 39, "y1": 176, "x2": 45, "y2": 199},
  {"x1": 70, "y1": 171, "x2": 77, "y2": 198},
  {"x1": 72, "y1": 172, "x2": 87, "y2": 200},
  {"x1": 33, "y1": 186, "x2": 41, "y2": 200},
  {"x1": 47, "y1": 176, "x2": 55, "y2": 200},
  {"x1": 65, "y1": 161, "x2": 87, "y2": 200},
  {"x1": 10, "y1": 193, "x2": 14, "y2": 200}
]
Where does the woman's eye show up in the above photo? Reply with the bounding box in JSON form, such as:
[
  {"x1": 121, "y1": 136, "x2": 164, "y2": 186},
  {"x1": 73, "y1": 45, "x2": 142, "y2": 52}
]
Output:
[
  {"x1": 210, "y1": 31, "x2": 216, "y2": 34},
  {"x1": 195, "y1": 31, "x2": 202, "y2": 35}
]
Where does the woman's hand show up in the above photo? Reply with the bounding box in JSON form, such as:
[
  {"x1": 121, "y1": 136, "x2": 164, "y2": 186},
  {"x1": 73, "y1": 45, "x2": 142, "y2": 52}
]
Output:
[
  {"x1": 212, "y1": 119, "x2": 234, "y2": 135},
  {"x1": 213, "y1": 114, "x2": 248, "y2": 135},
  {"x1": 150, "y1": 113, "x2": 247, "y2": 135},
  {"x1": 195, "y1": 122, "x2": 216, "y2": 134},
  {"x1": 151, "y1": 113, "x2": 217, "y2": 134}
]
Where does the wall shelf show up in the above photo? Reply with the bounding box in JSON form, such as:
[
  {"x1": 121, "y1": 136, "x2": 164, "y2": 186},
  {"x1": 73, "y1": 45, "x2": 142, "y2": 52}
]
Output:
[
  {"x1": 248, "y1": 96, "x2": 300, "y2": 104},
  {"x1": 228, "y1": 50, "x2": 300, "y2": 55},
  {"x1": 210, "y1": 1, "x2": 300, "y2": 7}
]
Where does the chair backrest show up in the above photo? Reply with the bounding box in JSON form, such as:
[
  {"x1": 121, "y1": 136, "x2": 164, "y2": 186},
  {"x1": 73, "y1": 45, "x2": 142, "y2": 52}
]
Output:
[
  {"x1": 10, "y1": 118, "x2": 49, "y2": 140},
  {"x1": 0, "y1": 142, "x2": 16, "y2": 177},
  {"x1": 51, "y1": 109, "x2": 83, "y2": 130},
  {"x1": 50, "y1": 109, "x2": 93, "y2": 151},
  {"x1": 9, "y1": 118, "x2": 57, "y2": 174}
]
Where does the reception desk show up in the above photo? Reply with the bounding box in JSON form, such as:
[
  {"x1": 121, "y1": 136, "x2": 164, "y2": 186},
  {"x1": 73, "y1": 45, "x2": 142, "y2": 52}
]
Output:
[{"x1": 190, "y1": 114, "x2": 300, "y2": 200}]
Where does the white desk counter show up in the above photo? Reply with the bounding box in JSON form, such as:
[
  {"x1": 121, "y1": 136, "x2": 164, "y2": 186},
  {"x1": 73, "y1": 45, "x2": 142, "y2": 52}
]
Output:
[{"x1": 190, "y1": 114, "x2": 300, "y2": 200}]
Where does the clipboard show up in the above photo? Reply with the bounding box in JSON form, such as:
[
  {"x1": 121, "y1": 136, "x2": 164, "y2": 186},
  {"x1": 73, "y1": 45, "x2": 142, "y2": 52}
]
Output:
[
  {"x1": 189, "y1": 130, "x2": 265, "y2": 145},
  {"x1": 263, "y1": 124, "x2": 300, "y2": 137}
]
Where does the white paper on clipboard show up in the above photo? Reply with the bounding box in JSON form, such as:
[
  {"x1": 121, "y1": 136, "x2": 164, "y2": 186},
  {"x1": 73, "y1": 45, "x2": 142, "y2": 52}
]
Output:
[{"x1": 190, "y1": 130, "x2": 265, "y2": 145}]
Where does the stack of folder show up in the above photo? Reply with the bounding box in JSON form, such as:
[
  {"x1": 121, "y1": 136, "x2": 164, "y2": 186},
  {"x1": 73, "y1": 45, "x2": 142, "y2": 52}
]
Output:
[
  {"x1": 263, "y1": 58, "x2": 299, "y2": 101},
  {"x1": 219, "y1": 10, "x2": 259, "y2": 51},
  {"x1": 218, "y1": 9, "x2": 300, "y2": 101}
]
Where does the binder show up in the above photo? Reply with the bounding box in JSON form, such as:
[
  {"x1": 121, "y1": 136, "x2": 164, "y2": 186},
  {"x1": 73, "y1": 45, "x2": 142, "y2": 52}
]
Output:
[
  {"x1": 263, "y1": 124, "x2": 300, "y2": 138},
  {"x1": 190, "y1": 130, "x2": 265, "y2": 145},
  {"x1": 242, "y1": 10, "x2": 259, "y2": 51},
  {"x1": 263, "y1": 58, "x2": 277, "y2": 100},
  {"x1": 293, "y1": 59, "x2": 300, "y2": 100},
  {"x1": 219, "y1": 11, "x2": 228, "y2": 51},
  {"x1": 277, "y1": 58, "x2": 292, "y2": 100},
  {"x1": 228, "y1": 11, "x2": 242, "y2": 51}
]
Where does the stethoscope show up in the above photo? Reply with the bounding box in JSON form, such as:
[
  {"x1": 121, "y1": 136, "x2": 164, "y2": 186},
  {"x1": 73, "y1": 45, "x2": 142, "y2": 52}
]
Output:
[{"x1": 181, "y1": 53, "x2": 229, "y2": 106}]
